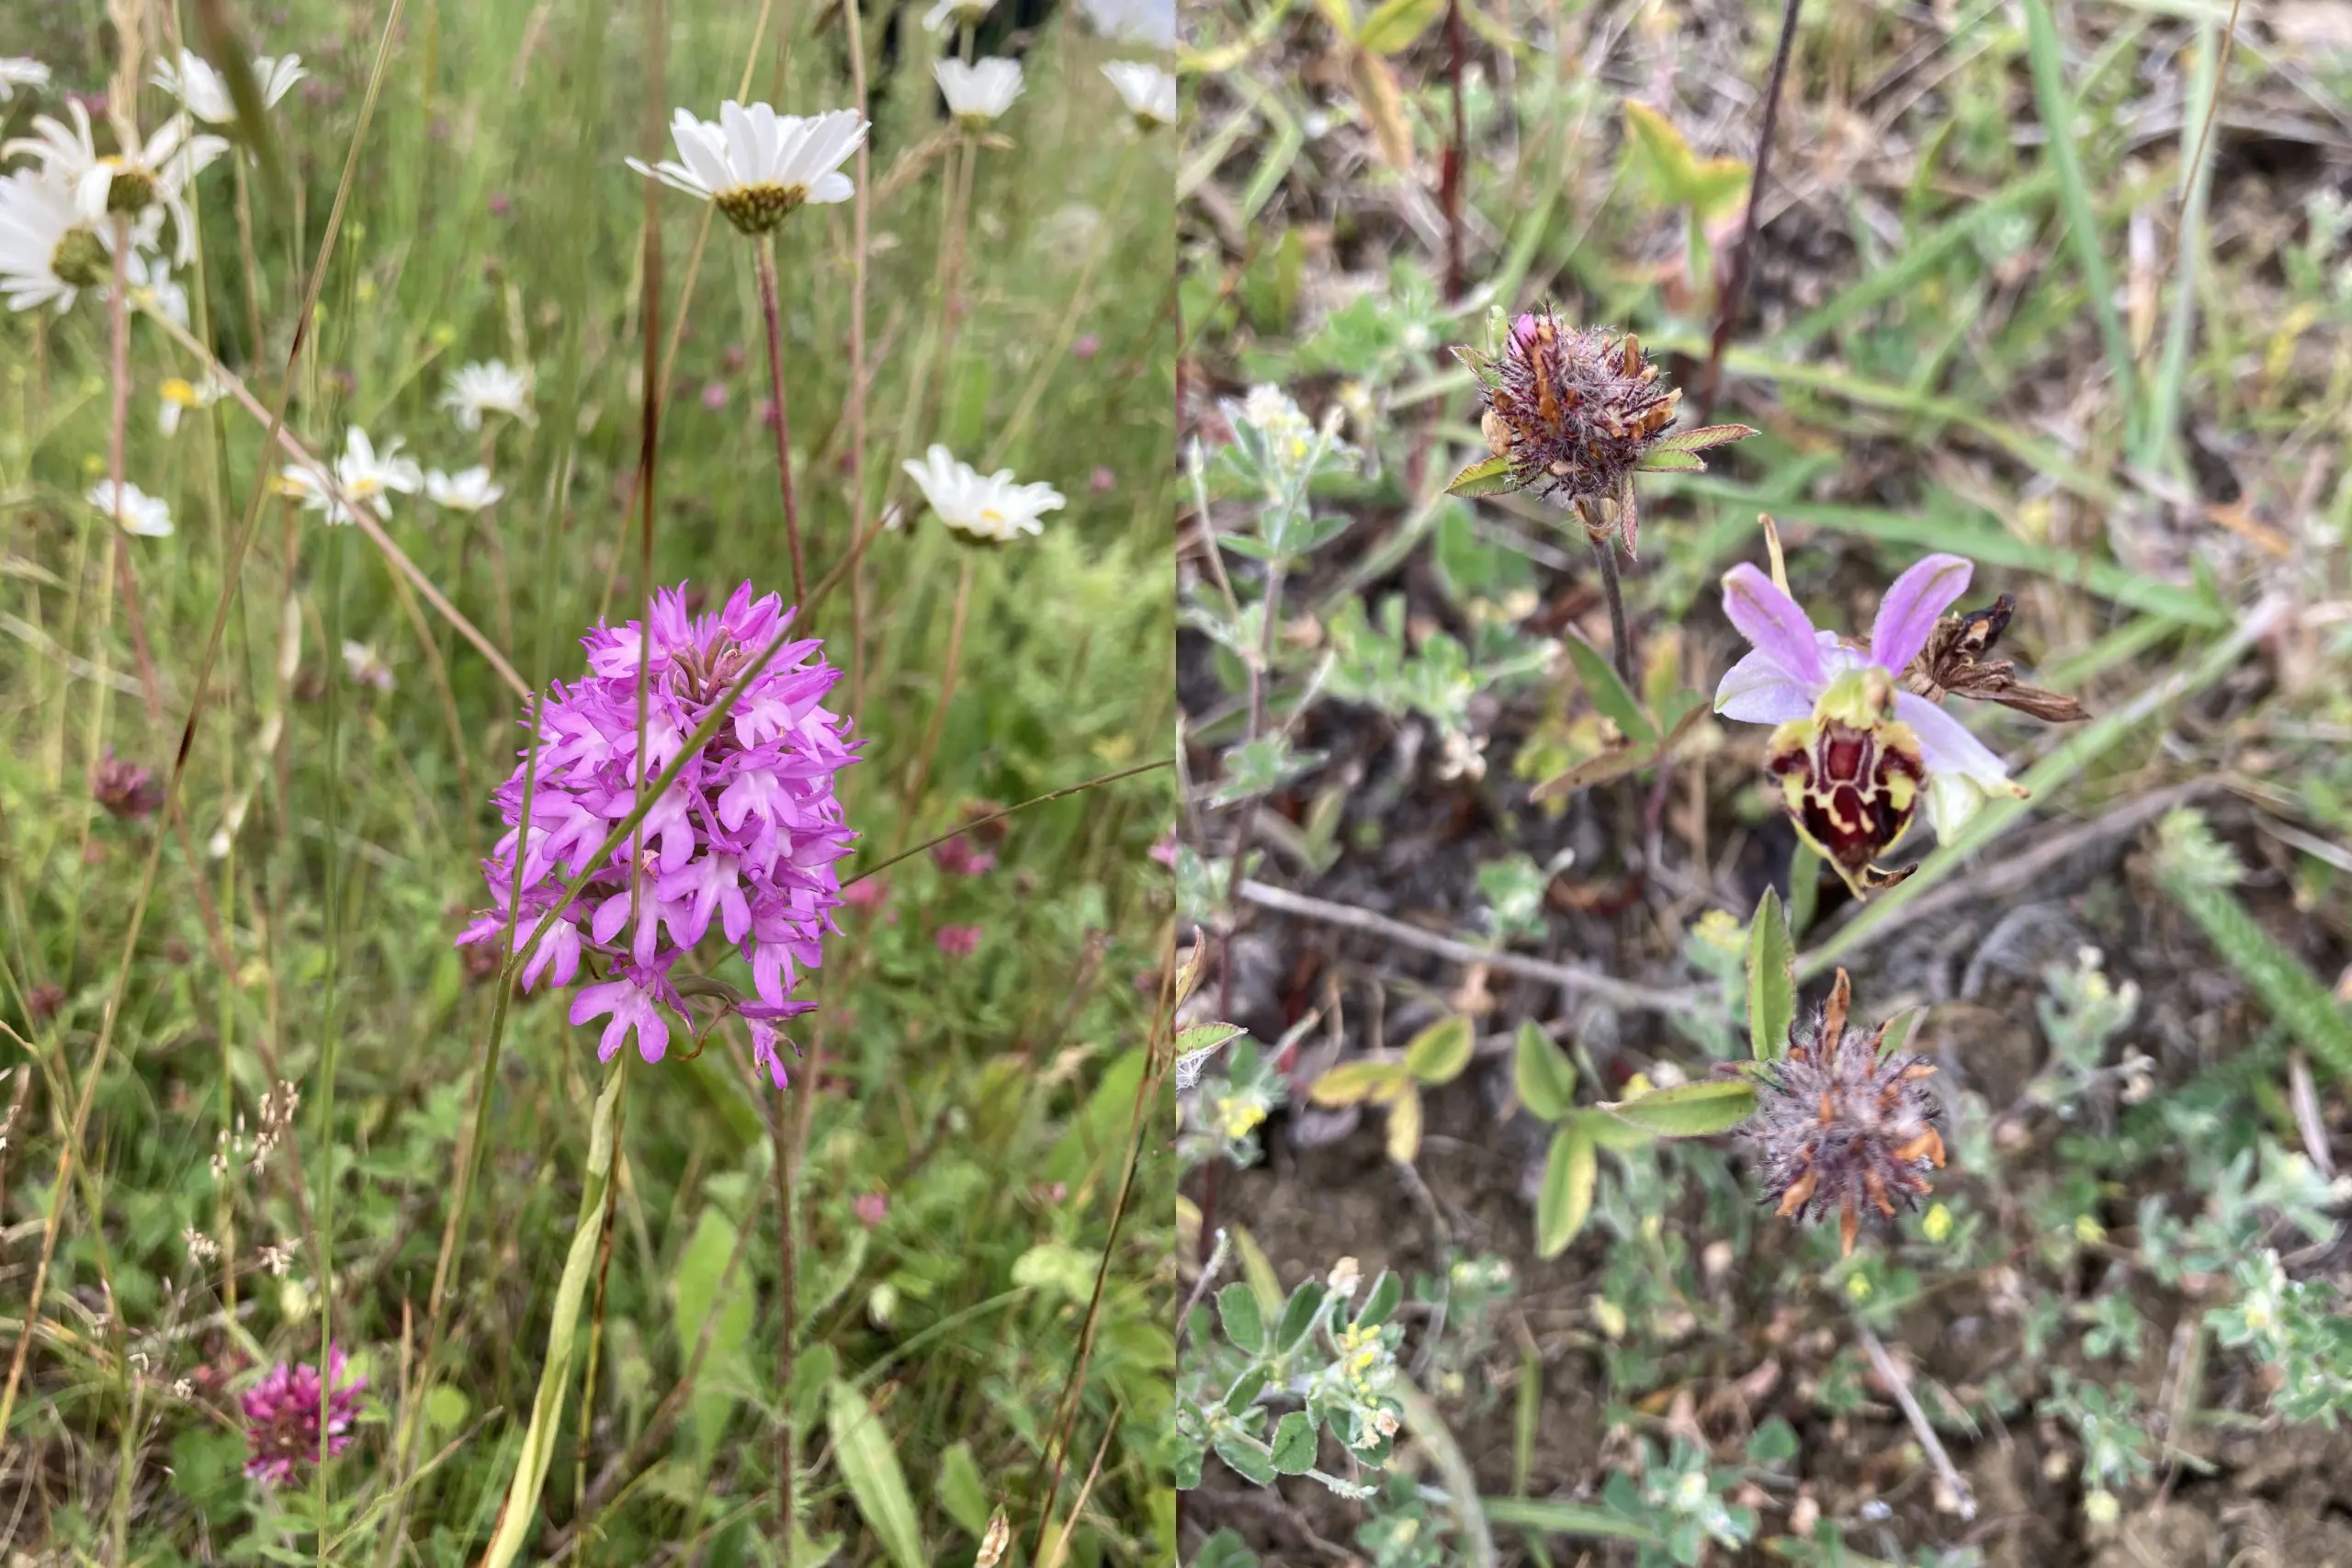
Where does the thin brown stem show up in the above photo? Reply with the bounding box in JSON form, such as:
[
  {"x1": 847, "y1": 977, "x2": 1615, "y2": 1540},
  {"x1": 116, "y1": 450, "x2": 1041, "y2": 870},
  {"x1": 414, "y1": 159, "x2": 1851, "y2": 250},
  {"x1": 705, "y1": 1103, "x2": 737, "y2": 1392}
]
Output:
[
  {"x1": 1591, "y1": 536, "x2": 1634, "y2": 690},
  {"x1": 754, "y1": 234, "x2": 808, "y2": 604},
  {"x1": 1695, "y1": 0, "x2": 1803, "y2": 425}
]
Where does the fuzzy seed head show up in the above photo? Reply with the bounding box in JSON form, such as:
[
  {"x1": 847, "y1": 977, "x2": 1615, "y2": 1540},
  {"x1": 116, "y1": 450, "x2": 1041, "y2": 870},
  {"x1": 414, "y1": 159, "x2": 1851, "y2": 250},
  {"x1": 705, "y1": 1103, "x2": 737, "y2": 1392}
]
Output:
[
  {"x1": 1746, "y1": 977, "x2": 1945, "y2": 1257},
  {"x1": 1469, "y1": 309, "x2": 1680, "y2": 507}
]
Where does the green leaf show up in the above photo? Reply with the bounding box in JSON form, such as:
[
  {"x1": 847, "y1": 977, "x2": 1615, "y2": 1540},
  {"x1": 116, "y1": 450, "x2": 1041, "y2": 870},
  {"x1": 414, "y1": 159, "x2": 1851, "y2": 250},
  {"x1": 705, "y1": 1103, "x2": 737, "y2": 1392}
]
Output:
[
  {"x1": 1225, "y1": 1366, "x2": 1271, "y2": 1415},
  {"x1": 1445, "y1": 454, "x2": 1517, "y2": 498},
  {"x1": 1535, "y1": 1122, "x2": 1597, "y2": 1258},
  {"x1": 1621, "y1": 101, "x2": 1749, "y2": 219},
  {"x1": 672, "y1": 1208, "x2": 754, "y2": 1460},
  {"x1": 1356, "y1": 0, "x2": 1445, "y2": 52},
  {"x1": 1562, "y1": 630, "x2": 1657, "y2": 743},
  {"x1": 1599, "y1": 1077, "x2": 1758, "y2": 1138},
  {"x1": 1176, "y1": 1021, "x2": 1246, "y2": 1057},
  {"x1": 1403, "y1": 1015, "x2": 1476, "y2": 1084},
  {"x1": 1308, "y1": 1057, "x2": 1409, "y2": 1105},
  {"x1": 1216, "y1": 1436, "x2": 1278, "y2": 1486},
  {"x1": 1514, "y1": 1021, "x2": 1577, "y2": 1121},
  {"x1": 1634, "y1": 448, "x2": 1706, "y2": 472},
  {"x1": 1232, "y1": 1224, "x2": 1285, "y2": 1326},
  {"x1": 481, "y1": 1057, "x2": 626, "y2": 1568},
  {"x1": 1354, "y1": 1269, "x2": 1403, "y2": 1329},
  {"x1": 1745, "y1": 887, "x2": 1795, "y2": 1062},
  {"x1": 1270, "y1": 1410, "x2": 1319, "y2": 1473},
  {"x1": 1274, "y1": 1280, "x2": 1326, "y2": 1350},
  {"x1": 1875, "y1": 1006, "x2": 1923, "y2": 1059},
  {"x1": 1011, "y1": 1243, "x2": 1103, "y2": 1305},
  {"x1": 1385, "y1": 1083, "x2": 1425, "y2": 1163},
  {"x1": 1216, "y1": 1282, "x2": 1266, "y2": 1356},
  {"x1": 1652, "y1": 422, "x2": 1759, "y2": 453},
  {"x1": 935, "y1": 1441, "x2": 991, "y2": 1539},
  {"x1": 826, "y1": 1381, "x2": 927, "y2": 1568}
]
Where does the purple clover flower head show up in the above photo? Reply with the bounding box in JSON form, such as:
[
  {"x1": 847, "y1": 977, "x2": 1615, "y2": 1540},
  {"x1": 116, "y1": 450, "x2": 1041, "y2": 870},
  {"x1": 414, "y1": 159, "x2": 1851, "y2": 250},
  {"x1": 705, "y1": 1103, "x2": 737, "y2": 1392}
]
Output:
[
  {"x1": 1714, "y1": 554, "x2": 2022, "y2": 895},
  {"x1": 458, "y1": 581, "x2": 859, "y2": 1081},
  {"x1": 242, "y1": 1344, "x2": 366, "y2": 1484}
]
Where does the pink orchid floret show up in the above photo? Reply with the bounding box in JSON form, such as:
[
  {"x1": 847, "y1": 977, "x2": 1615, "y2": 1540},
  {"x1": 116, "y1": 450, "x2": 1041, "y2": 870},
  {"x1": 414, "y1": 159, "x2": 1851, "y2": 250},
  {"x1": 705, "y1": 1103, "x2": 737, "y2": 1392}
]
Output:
[
  {"x1": 458, "y1": 582, "x2": 860, "y2": 1085},
  {"x1": 242, "y1": 1344, "x2": 367, "y2": 1484},
  {"x1": 1714, "y1": 553, "x2": 2021, "y2": 840}
]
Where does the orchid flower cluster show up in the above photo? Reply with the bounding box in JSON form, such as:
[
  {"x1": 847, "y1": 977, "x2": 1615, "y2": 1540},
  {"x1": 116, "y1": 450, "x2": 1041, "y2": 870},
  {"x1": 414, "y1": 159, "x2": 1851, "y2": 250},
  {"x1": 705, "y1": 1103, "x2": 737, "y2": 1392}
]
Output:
[{"x1": 458, "y1": 582, "x2": 859, "y2": 1088}]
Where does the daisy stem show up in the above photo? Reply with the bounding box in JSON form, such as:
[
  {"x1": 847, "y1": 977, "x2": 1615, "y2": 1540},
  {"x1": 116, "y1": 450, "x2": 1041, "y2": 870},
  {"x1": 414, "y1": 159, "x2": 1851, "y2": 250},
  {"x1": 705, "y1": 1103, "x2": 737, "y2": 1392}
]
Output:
[
  {"x1": 892, "y1": 551, "x2": 976, "y2": 853},
  {"x1": 754, "y1": 232, "x2": 808, "y2": 604},
  {"x1": 842, "y1": 0, "x2": 873, "y2": 718},
  {"x1": 105, "y1": 215, "x2": 164, "y2": 728},
  {"x1": 1590, "y1": 534, "x2": 1635, "y2": 692}
]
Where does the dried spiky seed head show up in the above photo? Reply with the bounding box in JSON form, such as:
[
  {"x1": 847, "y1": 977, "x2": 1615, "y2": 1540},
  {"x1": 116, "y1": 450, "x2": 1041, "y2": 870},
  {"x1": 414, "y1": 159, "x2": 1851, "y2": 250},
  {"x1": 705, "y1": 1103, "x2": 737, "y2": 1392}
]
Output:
[
  {"x1": 1745, "y1": 970, "x2": 1945, "y2": 1257},
  {"x1": 1469, "y1": 310, "x2": 1681, "y2": 515}
]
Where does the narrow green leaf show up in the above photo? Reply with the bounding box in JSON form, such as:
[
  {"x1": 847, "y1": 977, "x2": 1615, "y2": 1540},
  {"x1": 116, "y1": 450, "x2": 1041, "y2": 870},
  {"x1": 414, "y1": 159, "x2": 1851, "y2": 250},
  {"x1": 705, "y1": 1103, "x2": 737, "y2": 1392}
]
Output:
[
  {"x1": 1652, "y1": 421, "x2": 1758, "y2": 453},
  {"x1": 1270, "y1": 1411, "x2": 1319, "y2": 1474},
  {"x1": 1634, "y1": 448, "x2": 1706, "y2": 472},
  {"x1": 481, "y1": 1058, "x2": 626, "y2": 1568},
  {"x1": 1402, "y1": 1015, "x2": 1476, "y2": 1084},
  {"x1": 1225, "y1": 1366, "x2": 1270, "y2": 1415},
  {"x1": 1513, "y1": 1021, "x2": 1577, "y2": 1122},
  {"x1": 1216, "y1": 1282, "x2": 1266, "y2": 1356},
  {"x1": 1231, "y1": 1224, "x2": 1285, "y2": 1326},
  {"x1": 1356, "y1": 0, "x2": 1445, "y2": 53},
  {"x1": 1445, "y1": 454, "x2": 1517, "y2": 498},
  {"x1": 1561, "y1": 630, "x2": 1657, "y2": 743},
  {"x1": 1875, "y1": 1007, "x2": 1923, "y2": 1060},
  {"x1": 828, "y1": 1382, "x2": 926, "y2": 1568},
  {"x1": 1745, "y1": 887, "x2": 1795, "y2": 1061},
  {"x1": 1534, "y1": 1122, "x2": 1597, "y2": 1258},
  {"x1": 1176, "y1": 1021, "x2": 1246, "y2": 1057},
  {"x1": 1484, "y1": 1494, "x2": 1661, "y2": 1543},
  {"x1": 1599, "y1": 1077, "x2": 1758, "y2": 1138}
]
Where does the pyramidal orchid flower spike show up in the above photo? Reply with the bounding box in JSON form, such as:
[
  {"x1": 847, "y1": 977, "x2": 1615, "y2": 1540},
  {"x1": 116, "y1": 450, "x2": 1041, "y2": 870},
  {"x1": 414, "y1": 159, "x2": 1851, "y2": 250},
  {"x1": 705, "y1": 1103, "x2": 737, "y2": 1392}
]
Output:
[
  {"x1": 242, "y1": 1344, "x2": 366, "y2": 1484},
  {"x1": 458, "y1": 582, "x2": 859, "y2": 1089},
  {"x1": 1448, "y1": 306, "x2": 1757, "y2": 558},
  {"x1": 1714, "y1": 552, "x2": 2024, "y2": 896}
]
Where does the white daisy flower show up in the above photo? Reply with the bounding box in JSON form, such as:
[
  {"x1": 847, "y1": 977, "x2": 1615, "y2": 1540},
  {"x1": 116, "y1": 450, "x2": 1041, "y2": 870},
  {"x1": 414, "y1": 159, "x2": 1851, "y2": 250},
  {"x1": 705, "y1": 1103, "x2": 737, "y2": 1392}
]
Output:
[
  {"x1": 935, "y1": 59, "x2": 1023, "y2": 128},
  {"x1": 901, "y1": 445, "x2": 1066, "y2": 546},
  {"x1": 922, "y1": 0, "x2": 997, "y2": 33},
  {"x1": 88, "y1": 480, "x2": 174, "y2": 537},
  {"x1": 625, "y1": 103, "x2": 867, "y2": 236},
  {"x1": 1077, "y1": 0, "x2": 1176, "y2": 51},
  {"x1": 153, "y1": 50, "x2": 306, "y2": 126},
  {"x1": 0, "y1": 99, "x2": 226, "y2": 265},
  {"x1": 424, "y1": 466, "x2": 504, "y2": 512},
  {"x1": 281, "y1": 427, "x2": 422, "y2": 525},
  {"x1": 0, "y1": 167, "x2": 114, "y2": 313},
  {"x1": 0, "y1": 58, "x2": 51, "y2": 103},
  {"x1": 1101, "y1": 62, "x2": 1177, "y2": 129},
  {"x1": 157, "y1": 371, "x2": 227, "y2": 435},
  {"x1": 439, "y1": 360, "x2": 535, "y2": 432}
]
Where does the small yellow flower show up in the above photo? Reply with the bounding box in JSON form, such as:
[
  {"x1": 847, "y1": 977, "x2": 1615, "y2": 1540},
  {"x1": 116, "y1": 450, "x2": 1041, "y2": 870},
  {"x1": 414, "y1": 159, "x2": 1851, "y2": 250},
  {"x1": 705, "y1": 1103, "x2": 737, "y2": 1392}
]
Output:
[
  {"x1": 1922, "y1": 1202, "x2": 1953, "y2": 1244},
  {"x1": 2074, "y1": 1214, "x2": 2106, "y2": 1247},
  {"x1": 1845, "y1": 1272, "x2": 1873, "y2": 1303}
]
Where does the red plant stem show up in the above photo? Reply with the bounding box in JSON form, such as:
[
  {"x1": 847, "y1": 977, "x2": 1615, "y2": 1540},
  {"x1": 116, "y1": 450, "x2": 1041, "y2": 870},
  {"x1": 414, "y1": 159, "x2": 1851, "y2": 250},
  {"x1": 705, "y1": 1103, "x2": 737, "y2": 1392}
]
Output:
[
  {"x1": 755, "y1": 234, "x2": 808, "y2": 605},
  {"x1": 1695, "y1": 0, "x2": 1804, "y2": 425},
  {"x1": 1442, "y1": 0, "x2": 1467, "y2": 301}
]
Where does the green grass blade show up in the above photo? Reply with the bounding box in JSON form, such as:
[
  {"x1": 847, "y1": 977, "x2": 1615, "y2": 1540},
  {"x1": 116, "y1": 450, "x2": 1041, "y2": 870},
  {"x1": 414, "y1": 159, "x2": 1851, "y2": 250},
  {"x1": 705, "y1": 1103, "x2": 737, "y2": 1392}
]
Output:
[
  {"x1": 2022, "y1": 0, "x2": 2140, "y2": 445},
  {"x1": 481, "y1": 1057, "x2": 626, "y2": 1568}
]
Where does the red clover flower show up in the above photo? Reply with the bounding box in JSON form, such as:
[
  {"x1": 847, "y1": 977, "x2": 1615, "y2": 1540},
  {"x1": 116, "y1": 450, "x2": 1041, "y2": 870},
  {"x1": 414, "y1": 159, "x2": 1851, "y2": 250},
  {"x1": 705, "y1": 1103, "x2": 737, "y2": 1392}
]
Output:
[
  {"x1": 241, "y1": 1344, "x2": 366, "y2": 1484},
  {"x1": 458, "y1": 581, "x2": 859, "y2": 1089}
]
